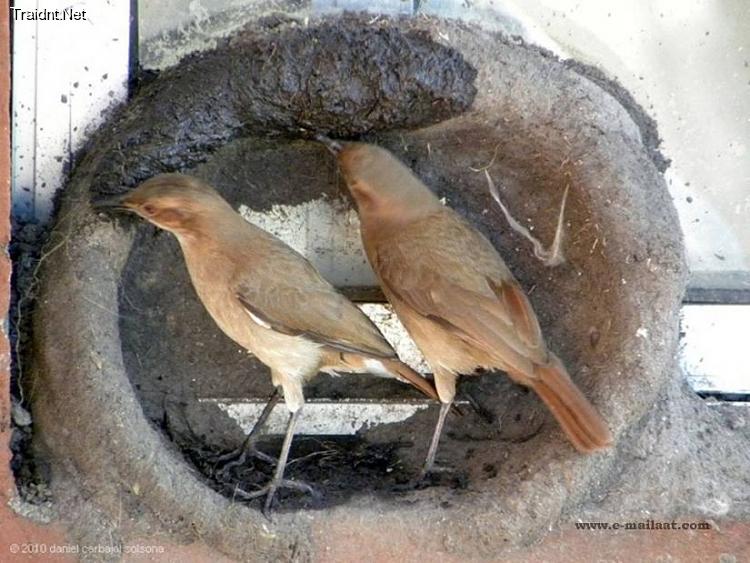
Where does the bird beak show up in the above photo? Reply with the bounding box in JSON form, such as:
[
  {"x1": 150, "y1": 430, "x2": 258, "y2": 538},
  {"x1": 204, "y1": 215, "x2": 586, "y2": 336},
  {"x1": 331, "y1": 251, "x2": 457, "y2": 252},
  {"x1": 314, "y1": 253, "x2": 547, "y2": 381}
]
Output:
[
  {"x1": 315, "y1": 134, "x2": 343, "y2": 155},
  {"x1": 91, "y1": 193, "x2": 132, "y2": 213}
]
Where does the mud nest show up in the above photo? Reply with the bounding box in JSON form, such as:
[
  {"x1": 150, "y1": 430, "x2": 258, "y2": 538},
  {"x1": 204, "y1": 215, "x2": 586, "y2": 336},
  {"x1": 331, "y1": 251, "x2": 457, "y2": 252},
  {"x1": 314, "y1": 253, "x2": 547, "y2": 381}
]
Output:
[{"x1": 29, "y1": 14, "x2": 686, "y2": 560}]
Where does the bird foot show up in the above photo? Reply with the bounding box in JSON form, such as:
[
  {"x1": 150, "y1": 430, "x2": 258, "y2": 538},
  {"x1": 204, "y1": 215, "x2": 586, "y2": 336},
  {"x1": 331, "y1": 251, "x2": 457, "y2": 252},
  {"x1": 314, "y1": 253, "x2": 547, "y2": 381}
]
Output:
[
  {"x1": 233, "y1": 479, "x2": 320, "y2": 516},
  {"x1": 394, "y1": 463, "x2": 454, "y2": 491},
  {"x1": 422, "y1": 462, "x2": 454, "y2": 475},
  {"x1": 416, "y1": 462, "x2": 454, "y2": 483},
  {"x1": 216, "y1": 445, "x2": 277, "y2": 477}
]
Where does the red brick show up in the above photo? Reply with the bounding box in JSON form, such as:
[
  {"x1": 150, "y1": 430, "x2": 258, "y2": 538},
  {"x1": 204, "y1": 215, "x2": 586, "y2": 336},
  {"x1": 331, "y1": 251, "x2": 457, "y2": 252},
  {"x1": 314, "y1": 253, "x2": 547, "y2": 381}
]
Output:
[
  {"x1": 516, "y1": 521, "x2": 750, "y2": 562},
  {"x1": 0, "y1": 0, "x2": 13, "y2": 503}
]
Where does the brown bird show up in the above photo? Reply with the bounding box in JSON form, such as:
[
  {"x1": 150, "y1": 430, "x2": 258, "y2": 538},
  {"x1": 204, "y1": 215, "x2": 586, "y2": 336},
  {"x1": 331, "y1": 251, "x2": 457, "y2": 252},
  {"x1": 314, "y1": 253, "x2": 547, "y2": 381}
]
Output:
[
  {"x1": 330, "y1": 141, "x2": 612, "y2": 478},
  {"x1": 94, "y1": 173, "x2": 439, "y2": 511}
]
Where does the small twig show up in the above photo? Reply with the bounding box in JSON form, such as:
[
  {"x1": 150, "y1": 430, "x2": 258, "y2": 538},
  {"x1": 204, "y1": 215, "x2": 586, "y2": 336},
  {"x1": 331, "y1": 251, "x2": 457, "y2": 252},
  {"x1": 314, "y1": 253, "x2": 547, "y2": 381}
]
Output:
[
  {"x1": 287, "y1": 448, "x2": 336, "y2": 467},
  {"x1": 484, "y1": 170, "x2": 568, "y2": 267},
  {"x1": 12, "y1": 231, "x2": 71, "y2": 403},
  {"x1": 469, "y1": 142, "x2": 501, "y2": 172}
]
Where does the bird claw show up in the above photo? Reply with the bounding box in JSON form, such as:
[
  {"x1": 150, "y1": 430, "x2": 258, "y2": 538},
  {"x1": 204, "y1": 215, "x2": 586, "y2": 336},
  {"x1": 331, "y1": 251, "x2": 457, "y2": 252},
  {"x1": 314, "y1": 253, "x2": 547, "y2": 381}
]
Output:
[
  {"x1": 393, "y1": 463, "x2": 455, "y2": 492},
  {"x1": 233, "y1": 479, "x2": 320, "y2": 516},
  {"x1": 424, "y1": 462, "x2": 454, "y2": 475},
  {"x1": 417, "y1": 462, "x2": 454, "y2": 483},
  {"x1": 392, "y1": 479, "x2": 428, "y2": 492},
  {"x1": 216, "y1": 445, "x2": 277, "y2": 478}
]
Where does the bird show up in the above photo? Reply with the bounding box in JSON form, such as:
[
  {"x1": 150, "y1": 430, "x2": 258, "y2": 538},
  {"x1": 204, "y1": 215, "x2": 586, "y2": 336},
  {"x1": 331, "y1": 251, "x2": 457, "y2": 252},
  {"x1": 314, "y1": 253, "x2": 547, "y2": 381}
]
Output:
[
  {"x1": 93, "y1": 173, "x2": 440, "y2": 512},
  {"x1": 328, "y1": 141, "x2": 613, "y2": 479}
]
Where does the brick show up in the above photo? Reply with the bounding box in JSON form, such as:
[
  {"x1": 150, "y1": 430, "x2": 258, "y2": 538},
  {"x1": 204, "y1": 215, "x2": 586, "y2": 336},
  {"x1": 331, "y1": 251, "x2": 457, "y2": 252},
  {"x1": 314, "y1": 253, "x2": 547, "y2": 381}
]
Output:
[{"x1": 0, "y1": 0, "x2": 13, "y2": 503}]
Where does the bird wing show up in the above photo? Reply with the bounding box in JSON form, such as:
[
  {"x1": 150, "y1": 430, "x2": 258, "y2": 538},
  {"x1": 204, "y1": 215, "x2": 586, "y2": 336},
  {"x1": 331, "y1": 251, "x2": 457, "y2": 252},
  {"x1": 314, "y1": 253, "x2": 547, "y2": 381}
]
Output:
[
  {"x1": 233, "y1": 243, "x2": 396, "y2": 359},
  {"x1": 372, "y1": 211, "x2": 548, "y2": 374}
]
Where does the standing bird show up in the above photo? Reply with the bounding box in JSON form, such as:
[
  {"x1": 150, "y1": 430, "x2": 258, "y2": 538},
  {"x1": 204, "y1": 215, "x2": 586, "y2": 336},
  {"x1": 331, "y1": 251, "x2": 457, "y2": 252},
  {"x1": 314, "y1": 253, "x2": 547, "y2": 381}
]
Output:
[
  {"x1": 94, "y1": 173, "x2": 439, "y2": 512},
  {"x1": 330, "y1": 142, "x2": 612, "y2": 478}
]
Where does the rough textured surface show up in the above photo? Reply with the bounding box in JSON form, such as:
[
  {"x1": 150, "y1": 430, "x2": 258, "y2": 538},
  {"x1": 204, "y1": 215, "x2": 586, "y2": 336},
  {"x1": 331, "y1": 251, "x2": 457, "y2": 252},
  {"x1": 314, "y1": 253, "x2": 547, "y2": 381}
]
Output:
[
  {"x1": 562, "y1": 58, "x2": 670, "y2": 173},
  {"x1": 25, "y1": 14, "x2": 748, "y2": 562},
  {"x1": 88, "y1": 15, "x2": 477, "y2": 198},
  {"x1": 0, "y1": 0, "x2": 10, "y2": 498},
  {"x1": 574, "y1": 380, "x2": 750, "y2": 523},
  {"x1": 0, "y1": 4, "x2": 75, "y2": 554}
]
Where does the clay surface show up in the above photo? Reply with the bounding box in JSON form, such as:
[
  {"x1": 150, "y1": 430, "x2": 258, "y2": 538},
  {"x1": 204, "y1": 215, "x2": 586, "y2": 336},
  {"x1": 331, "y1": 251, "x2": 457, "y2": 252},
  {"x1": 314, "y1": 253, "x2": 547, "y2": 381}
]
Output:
[
  {"x1": 88, "y1": 15, "x2": 476, "y2": 197},
  {"x1": 25, "y1": 15, "x2": 746, "y2": 562}
]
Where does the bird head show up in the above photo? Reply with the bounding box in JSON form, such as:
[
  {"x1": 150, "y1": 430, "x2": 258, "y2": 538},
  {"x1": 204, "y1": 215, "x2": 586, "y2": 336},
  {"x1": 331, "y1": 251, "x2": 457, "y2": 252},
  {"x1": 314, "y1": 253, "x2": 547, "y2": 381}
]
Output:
[
  {"x1": 93, "y1": 174, "x2": 233, "y2": 235},
  {"x1": 332, "y1": 142, "x2": 442, "y2": 219},
  {"x1": 335, "y1": 142, "x2": 385, "y2": 207}
]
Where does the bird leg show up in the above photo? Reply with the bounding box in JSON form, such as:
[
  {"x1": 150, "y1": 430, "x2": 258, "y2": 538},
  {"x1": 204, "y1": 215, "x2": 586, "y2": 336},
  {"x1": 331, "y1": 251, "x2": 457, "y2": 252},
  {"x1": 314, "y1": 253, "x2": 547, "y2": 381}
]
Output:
[
  {"x1": 419, "y1": 401, "x2": 452, "y2": 480},
  {"x1": 234, "y1": 408, "x2": 318, "y2": 516},
  {"x1": 217, "y1": 387, "x2": 281, "y2": 471}
]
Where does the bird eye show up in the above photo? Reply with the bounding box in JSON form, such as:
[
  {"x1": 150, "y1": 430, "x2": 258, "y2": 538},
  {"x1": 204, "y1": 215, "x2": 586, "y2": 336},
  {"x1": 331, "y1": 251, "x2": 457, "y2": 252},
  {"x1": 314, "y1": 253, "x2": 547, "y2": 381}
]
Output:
[{"x1": 141, "y1": 204, "x2": 156, "y2": 215}]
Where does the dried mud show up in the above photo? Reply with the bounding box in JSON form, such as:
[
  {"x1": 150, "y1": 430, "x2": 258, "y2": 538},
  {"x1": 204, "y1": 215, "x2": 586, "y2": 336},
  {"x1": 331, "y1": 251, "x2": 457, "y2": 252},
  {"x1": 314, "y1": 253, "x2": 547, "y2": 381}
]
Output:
[{"x1": 24, "y1": 15, "x2": 738, "y2": 563}]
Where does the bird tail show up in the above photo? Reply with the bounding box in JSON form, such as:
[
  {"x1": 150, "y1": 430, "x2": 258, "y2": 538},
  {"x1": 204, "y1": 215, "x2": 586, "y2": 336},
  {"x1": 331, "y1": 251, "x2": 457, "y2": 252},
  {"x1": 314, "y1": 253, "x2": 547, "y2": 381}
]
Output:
[
  {"x1": 379, "y1": 358, "x2": 441, "y2": 402},
  {"x1": 527, "y1": 355, "x2": 612, "y2": 453},
  {"x1": 332, "y1": 351, "x2": 440, "y2": 402}
]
